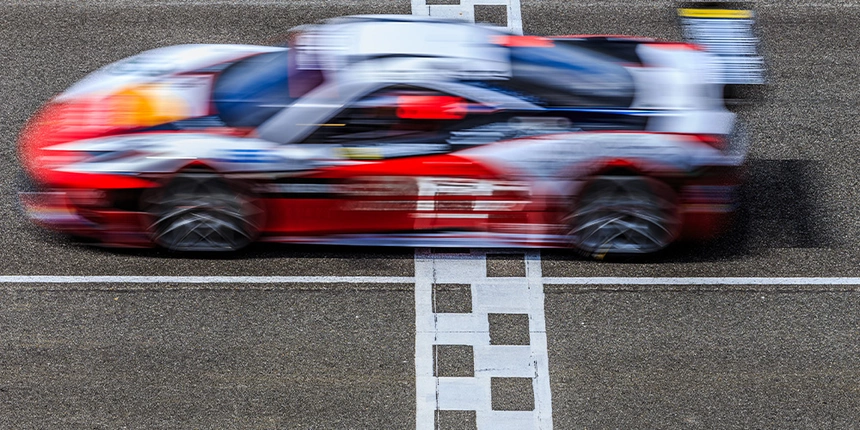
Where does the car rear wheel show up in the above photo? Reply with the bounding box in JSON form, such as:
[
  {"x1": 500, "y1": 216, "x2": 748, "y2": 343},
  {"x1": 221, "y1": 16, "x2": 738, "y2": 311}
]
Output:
[
  {"x1": 567, "y1": 176, "x2": 680, "y2": 258},
  {"x1": 145, "y1": 171, "x2": 263, "y2": 252}
]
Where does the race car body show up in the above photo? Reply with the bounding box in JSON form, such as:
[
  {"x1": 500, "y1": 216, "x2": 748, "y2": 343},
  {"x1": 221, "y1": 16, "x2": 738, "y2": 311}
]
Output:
[{"x1": 19, "y1": 15, "x2": 747, "y2": 256}]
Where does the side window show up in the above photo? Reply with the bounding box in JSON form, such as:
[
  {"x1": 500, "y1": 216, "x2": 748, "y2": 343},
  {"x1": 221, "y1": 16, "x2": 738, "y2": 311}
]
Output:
[
  {"x1": 504, "y1": 45, "x2": 636, "y2": 108},
  {"x1": 301, "y1": 86, "x2": 482, "y2": 144}
]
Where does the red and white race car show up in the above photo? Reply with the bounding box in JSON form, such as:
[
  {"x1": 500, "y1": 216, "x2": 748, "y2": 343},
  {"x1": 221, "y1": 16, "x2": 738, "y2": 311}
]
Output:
[{"x1": 19, "y1": 15, "x2": 746, "y2": 257}]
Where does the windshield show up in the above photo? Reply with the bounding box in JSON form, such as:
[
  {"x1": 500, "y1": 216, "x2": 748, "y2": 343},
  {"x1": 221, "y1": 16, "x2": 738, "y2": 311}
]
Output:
[{"x1": 212, "y1": 49, "x2": 324, "y2": 127}]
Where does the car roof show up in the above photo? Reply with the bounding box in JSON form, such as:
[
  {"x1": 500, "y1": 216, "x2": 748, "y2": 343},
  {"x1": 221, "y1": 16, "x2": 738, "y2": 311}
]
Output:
[{"x1": 293, "y1": 15, "x2": 512, "y2": 81}]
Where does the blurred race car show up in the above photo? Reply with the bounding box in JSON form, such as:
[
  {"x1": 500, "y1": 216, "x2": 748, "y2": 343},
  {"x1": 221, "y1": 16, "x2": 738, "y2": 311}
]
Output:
[{"x1": 18, "y1": 15, "x2": 747, "y2": 257}]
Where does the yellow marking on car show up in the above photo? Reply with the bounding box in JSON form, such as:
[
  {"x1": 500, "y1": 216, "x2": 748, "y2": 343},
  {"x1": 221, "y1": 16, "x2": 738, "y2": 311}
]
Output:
[
  {"x1": 678, "y1": 8, "x2": 753, "y2": 19},
  {"x1": 336, "y1": 147, "x2": 383, "y2": 160},
  {"x1": 109, "y1": 83, "x2": 189, "y2": 127}
]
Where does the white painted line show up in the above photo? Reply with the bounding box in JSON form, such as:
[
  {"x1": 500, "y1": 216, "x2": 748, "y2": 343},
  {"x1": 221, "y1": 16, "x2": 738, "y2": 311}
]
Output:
[
  {"x1": 527, "y1": 251, "x2": 553, "y2": 429},
  {"x1": 414, "y1": 249, "x2": 553, "y2": 430},
  {"x1": 540, "y1": 277, "x2": 860, "y2": 285},
  {"x1": 0, "y1": 276, "x2": 858, "y2": 285},
  {"x1": 414, "y1": 249, "x2": 438, "y2": 430},
  {"x1": 411, "y1": 0, "x2": 524, "y2": 35},
  {"x1": 0, "y1": 276, "x2": 413, "y2": 284}
]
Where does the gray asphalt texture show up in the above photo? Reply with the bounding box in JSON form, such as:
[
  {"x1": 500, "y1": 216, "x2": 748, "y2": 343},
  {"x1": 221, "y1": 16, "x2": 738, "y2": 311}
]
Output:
[{"x1": 1, "y1": 1, "x2": 859, "y2": 428}]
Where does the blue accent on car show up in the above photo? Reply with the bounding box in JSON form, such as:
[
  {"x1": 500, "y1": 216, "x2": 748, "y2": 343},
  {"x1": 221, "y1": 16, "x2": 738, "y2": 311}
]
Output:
[{"x1": 213, "y1": 148, "x2": 280, "y2": 163}]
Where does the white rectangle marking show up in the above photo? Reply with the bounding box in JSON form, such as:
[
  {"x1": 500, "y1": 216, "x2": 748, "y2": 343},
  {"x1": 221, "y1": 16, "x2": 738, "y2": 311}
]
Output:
[
  {"x1": 477, "y1": 411, "x2": 536, "y2": 429},
  {"x1": 427, "y1": 313, "x2": 491, "y2": 347},
  {"x1": 474, "y1": 345, "x2": 535, "y2": 377},
  {"x1": 429, "y1": 256, "x2": 488, "y2": 283},
  {"x1": 473, "y1": 282, "x2": 532, "y2": 313},
  {"x1": 436, "y1": 376, "x2": 491, "y2": 410}
]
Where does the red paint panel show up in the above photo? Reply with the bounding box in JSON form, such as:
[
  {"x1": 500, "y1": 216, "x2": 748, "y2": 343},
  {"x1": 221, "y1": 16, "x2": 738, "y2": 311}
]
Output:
[
  {"x1": 395, "y1": 95, "x2": 466, "y2": 120},
  {"x1": 492, "y1": 35, "x2": 555, "y2": 47},
  {"x1": 310, "y1": 154, "x2": 499, "y2": 179},
  {"x1": 262, "y1": 198, "x2": 419, "y2": 234},
  {"x1": 42, "y1": 171, "x2": 157, "y2": 190},
  {"x1": 649, "y1": 42, "x2": 706, "y2": 51}
]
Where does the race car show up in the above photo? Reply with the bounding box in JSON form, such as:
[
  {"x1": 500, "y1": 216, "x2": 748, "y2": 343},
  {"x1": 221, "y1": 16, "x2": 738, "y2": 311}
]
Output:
[{"x1": 18, "y1": 15, "x2": 747, "y2": 257}]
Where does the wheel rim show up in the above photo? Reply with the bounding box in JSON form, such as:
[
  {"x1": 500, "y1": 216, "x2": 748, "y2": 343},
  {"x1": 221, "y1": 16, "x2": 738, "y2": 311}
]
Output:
[
  {"x1": 147, "y1": 173, "x2": 262, "y2": 251},
  {"x1": 568, "y1": 177, "x2": 680, "y2": 256}
]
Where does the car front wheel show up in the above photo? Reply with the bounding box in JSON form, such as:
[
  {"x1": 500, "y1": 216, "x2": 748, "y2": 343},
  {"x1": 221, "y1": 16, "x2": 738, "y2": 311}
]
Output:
[{"x1": 145, "y1": 170, "x2": 264, "y2": 252}]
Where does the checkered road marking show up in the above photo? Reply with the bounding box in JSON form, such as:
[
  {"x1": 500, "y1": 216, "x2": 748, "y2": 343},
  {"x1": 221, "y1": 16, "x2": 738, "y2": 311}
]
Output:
[
  {"x1": 415, "y1": 249, "x2": 552, "y2": 429},
  {"x1": 411, "y1": 0, "x2": 524, "y2": 35}
]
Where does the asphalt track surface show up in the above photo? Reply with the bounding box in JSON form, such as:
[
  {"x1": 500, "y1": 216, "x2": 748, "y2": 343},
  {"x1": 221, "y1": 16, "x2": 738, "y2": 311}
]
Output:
[{"x1": 1, "y1": 1, "x2": 859, "y2": 428}]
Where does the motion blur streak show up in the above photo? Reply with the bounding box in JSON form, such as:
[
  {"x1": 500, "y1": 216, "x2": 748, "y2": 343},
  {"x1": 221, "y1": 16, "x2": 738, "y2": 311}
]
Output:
[{"x1": 18, "y1": 14, "x2": 751, "y2": 258}]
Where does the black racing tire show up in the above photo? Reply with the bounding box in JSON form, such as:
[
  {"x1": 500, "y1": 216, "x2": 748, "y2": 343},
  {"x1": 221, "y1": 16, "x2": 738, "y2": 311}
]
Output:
[
  {"x1": 567, "y1": 176, "x2": 681, "y2": 259},
  {"x1": 144, "y1": 170, "x2": 264, "y2": 252}
]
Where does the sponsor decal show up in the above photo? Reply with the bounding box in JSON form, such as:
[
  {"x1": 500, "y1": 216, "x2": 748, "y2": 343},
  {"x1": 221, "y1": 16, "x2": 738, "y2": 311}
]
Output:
[
  {"x1": 257, "y1": 176, "x2": 530, "y2": 214},
  {"x1": 214, "y1": 148, "x2": 280, "y2": 164},
  {"x1": 678, "y1": 8, "x2": 752, "y2": 19},
  {"x1": 335, "y1": 146, "x2": 383, "y2": 160},
  {"x1": 678, "y1": 4, "x2": 765, "y2": 85},
  {"x1": 66, "y1": 75, "x2": 216, "y2": 129}
]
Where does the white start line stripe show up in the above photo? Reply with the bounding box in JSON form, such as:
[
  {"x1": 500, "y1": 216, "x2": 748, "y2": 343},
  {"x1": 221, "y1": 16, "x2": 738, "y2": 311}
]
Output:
[{"x1": 414, "y1": 249, "x2": 553, "y2": 429}]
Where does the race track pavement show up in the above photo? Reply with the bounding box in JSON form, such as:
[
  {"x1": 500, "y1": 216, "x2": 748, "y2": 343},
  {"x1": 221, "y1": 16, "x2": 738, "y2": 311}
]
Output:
[{"x1": 0, "y1": 1, "x2": 859, "y2": 428}]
